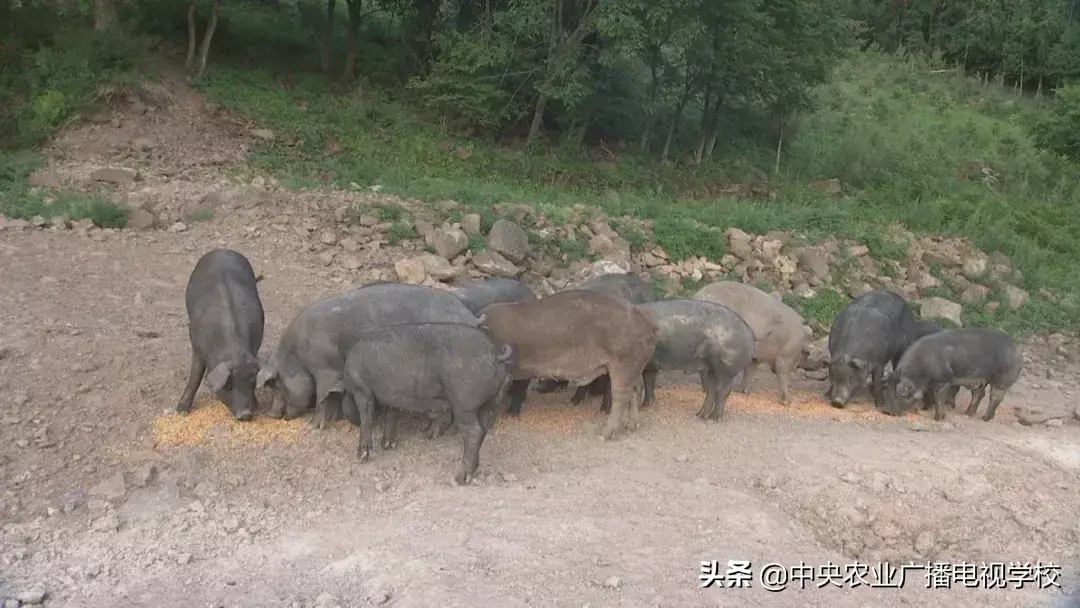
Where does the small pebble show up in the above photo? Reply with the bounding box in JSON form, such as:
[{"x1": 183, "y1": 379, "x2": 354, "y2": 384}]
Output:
[
  {"x1": 177, "y1": 553, "x2": 192, "y2": 565},
  {"x1": 17, "y1": 587, "x2": 47, "y2": 604},
  {"x1": 604, "y1": 575, "x2": 622, "y2": 589}
]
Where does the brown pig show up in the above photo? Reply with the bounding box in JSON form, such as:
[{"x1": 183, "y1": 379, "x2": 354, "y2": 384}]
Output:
[{"x1": 478, "y1": 290, "x2": 659, "y2": 440}]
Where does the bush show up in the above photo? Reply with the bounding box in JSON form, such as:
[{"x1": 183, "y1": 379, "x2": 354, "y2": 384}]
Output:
[{"x1": 1032, "y1": 82, "x2": 1080, "y2": 162}]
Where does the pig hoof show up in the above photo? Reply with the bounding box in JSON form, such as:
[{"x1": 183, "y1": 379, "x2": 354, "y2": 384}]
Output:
[
  {"x1": 357, "y1": 448, "x2": 371, "y2": 462},
  {"x1": 454, "y1": 472, "x2": 469, "y2": 485},
  {"x1": 981, "y1": 414, "x2": 995, "y2": 422},
  {"x1": 234, "y1": 410, "x2": 253, "y2": 422},
  {"x1": 381, "y1": 438, "x2": 396, "y2": 450}
]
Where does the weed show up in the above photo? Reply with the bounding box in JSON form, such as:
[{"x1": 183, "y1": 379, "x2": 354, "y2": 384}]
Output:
[
  {"x1": 385, "y1": 222, "x2": 417, "y2": 245},
  {"x1": 783, "y1": 288, "x2": 849, "y2": 328}
]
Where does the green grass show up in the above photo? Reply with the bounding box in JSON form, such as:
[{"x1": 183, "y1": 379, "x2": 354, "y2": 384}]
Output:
[{"x1": 0, "y1": 151, "x2": 129, "y2": 228}]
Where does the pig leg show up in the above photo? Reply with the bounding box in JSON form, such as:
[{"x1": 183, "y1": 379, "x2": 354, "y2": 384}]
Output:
[
  {"x1": 381, "y1": 407, "x2": 399, "y2": 450},
  {"x1": 642, "y1": 368, "x2": 658, "y2": 409},
  {"x1": 928, "y1": 386, "x2": 947, "y2": 421},
  {"x1": 943, "y1": 385, "x2": 961, "y2": 408},
  {"x1": 598, "y1": 379, "x2": 613, "y2": 414},
  {"x1": 506, "y1": 379, "x2": 530, "y2": 416},
  {"x1": 964, "y1": 384, "x2": 987, "y2": 418},
  {"x1": 738, "y1": 361, "x2": 756, "y2": 394},
  {"x1": 982, "y1": 384, "x2": 1009, "y2": 422},
  {"x1": 625, "y1": 374, "x2": 644, "y2": 431},
  {"x1": 704, "y1": 365, "x2": 737, "y2": 421},
  {"x1": 428, "y1": 411, "x2": 456, "y2": 439},
  {"x1": 870, "y1": 365, "x2": 886, "y2": 408},
  {"x1": 177, "y1": 351, "x2": 206, "y2": 414},
  {"x1": 352, "y1": 389, "x2": 376, "y2": 463},
  {"x1": 773, "y1": 358, "x2": 793, "y2": 406},
  {"x1": 601, "y1": 370, "x2": 635, "y2": 440},
  {"x1": 696, "y1": 371, "x2": 716, "y2": 419},
  {"x1": 454, "y1": 409, "x2": 485, "y2": 485}
]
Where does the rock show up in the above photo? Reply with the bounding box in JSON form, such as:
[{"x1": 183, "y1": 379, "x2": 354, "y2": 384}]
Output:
[
  {"x1": 251, "y1": 129, "x2": 275, "y2": 141},
  {"x1": 960, "y1": 284, "x2": 990, "y2": 303},
  {"x1": 130, "y1": 464, "x2": 157, "y2": 488},
  {"x1": 840, "y1": 472, "x2": 860, "y2": 484},
  {"x1": 801, "y1": 337, "x2": 829, "y2": 371},
  {"x1": 169, "y1": 222, "x2": 188, "y2": 233},
  {"x1": 487, "y1": 219, "x2": 531, "y2": 263},
  {"x1": 725, "y1": 227, "x2": 753, "y2": 259},
  {"x1": 394, "y1": 258, "x2": 427, "y2": 284},
  {"x1": 429, "y1": 227, "x2": 469, "y2": 260},
  {"x1": 1015, "y1": 406, "x2": 1068, "y2": 426},
  {"x1": 177, "y1": 553, "x2": 192, "y2": 565},
  {"x1": 340, "y1": 238, "x2": 360, "y2": 253},
  {"x1": 3, "y1": 599, "x2": 19, "y2": 608},
  {"x1": 357, "y1": 214, "x2": 379, "y2": 227},
  {"x1": 92, "y1": 512, "x2": 121, "y2": 532},
  {"x1": 320, "y1": 229, "x2": 337, "y2": 246},
  {"x1": 88, "y1": 473, "x2": 127, "y2": 501},
  {"x1": 918, "y1": 297, "x2": 963, "y2": 327},
  {"x1": 642, "y1": 252, "x2": 664, "y2": 267},
  {"x1": 342, "y1": 255, "x2": 363, "y2": 271},
  {"x1": 129, "y1": 208, "x2": 156, "y2": 230},
  {"x1": 91, "y1": 167, "x2": 139, "y2": 185},
  {"x1": 16, "y1": 587, "x2": 47, "y2": 605},
  {"x1": 1045, "y1": 418, "x2": 1063, "y2": 428},
  {"x1": 603, "y1": 575, "x2": 622, "y2": 589},
  {"x1": 314, "y1": 592, "x2": 344, "y2": 608},
  {"x1": 1004, "y1": 285, "x2": 1029, "y2": 309},
  {"x1": 473, "y1": 251, "x2": 520, "y2": 277},
  {"x1": 847, "y1": 245, "x2": 869, "y2": 257},
  {"x1": 462, "y1": 213, "x2": 482, "y2": 236},
  {"x1": 961, "y1": 256, "x2": 987, "y2": 280},
  {"x1": 132, "y1": 137, "x2": 155, "y2": 152},
  {"x1": 419, "y1": 254, "x2": 457, "y2": 281},
  {"x1": 30, "y1": 215, "x2": 47, "y2": 228},
  {"x1": 51, "y1": 216, "x2": 70, "y2": 229},
  {"x1": 809, "y1": 178, "x2": 842, "y2": 196},
  {"x1": 588, "y1": 233, "x2": 631, "y2": 265},
  {"x1": 871, "y1": 519, "x2": 901, "y2": 540}
]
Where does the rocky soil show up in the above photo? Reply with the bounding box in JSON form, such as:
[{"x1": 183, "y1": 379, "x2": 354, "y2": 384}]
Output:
[{"x1": 1, "y1": 70, "x2": 1079, "y2": 608}]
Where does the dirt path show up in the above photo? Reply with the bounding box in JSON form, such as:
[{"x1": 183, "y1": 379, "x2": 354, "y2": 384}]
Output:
[{"x1": 2, "y1": 73, "x2": 1080, "y2": 608}]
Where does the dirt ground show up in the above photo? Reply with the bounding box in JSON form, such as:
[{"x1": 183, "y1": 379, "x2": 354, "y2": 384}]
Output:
[{"x1": 1, "y1": 70, "x2": 1080, "y2": 608}]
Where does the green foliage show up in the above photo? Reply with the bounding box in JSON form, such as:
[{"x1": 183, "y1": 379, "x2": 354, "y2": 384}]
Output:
[
  {"x1": 385, "y1": 222, "x2": 417, "y2": 245},
  {"x1": 1, "y1": 5, "x2": 150, "y2": 148},
  {"x1": 1032, "y1": 82, "x2": 1080, "y2": 161},
  {"x1": 783, "y1": 288, "x2": 848, "y2": 328}
]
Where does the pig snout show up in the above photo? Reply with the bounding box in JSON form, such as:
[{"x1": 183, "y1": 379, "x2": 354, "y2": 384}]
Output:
[{"x1": 829, "y1": 385, "x2": 851, "y2": 407}]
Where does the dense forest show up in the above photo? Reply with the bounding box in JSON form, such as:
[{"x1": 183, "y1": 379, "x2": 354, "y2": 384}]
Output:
[{"x1": 4, "y1": 0, "x2": 1080, "y2": 163}]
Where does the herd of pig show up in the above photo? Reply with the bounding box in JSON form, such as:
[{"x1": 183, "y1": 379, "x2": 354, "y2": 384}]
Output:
[{"x1": 176, "y1": 248, "x2": 1025, "y2": 485}]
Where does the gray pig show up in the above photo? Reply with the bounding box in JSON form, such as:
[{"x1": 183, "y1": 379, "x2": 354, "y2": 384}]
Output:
[
  {"x1": 478, "y1": 290, "x2": 659, "y2": 440},
  {"x1": 826, "y1": 290, "x2": 917, "y2": 408},
  {"x1": 256, "y1": 283, "x2": 479, "y2": 429},
  {"x1": 895, "y1": 320, "x2": 960, "y2": 408},
  {"x1": 450, "y1": 277, "x2": 538, "y2": 314},
  {"x1": 344, "y1": 321, "x2": 513, "y2": 485},
  {"x1": 691, "y1": 281, "x2": 806, "y2": 405},
  {"x1": 177, "y1": 249, "x2": 265, "y2": 421},
  {"x1": 638, "y1": 299, "x2": 756, "y2": 420},
  {"x1": 535, "y1": 273, "x2": 656, "y2": 400},
  {"x1": 884, "y1": 327, "x2": 1023, "y2": 422}
]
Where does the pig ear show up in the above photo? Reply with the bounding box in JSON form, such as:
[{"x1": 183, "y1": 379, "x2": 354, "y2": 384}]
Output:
[
  {"x1": 476, "y1": 313, "x2": 486, "y2": 325},
  {"x1": 849, "y1": 358, "x2": 868, "y2": 371},
  {"x1": 206, "y1": 362, "x2": 232, "y2": 393},
  {"x1": 256, "y1": 366, "x2": 276, "y2": 389}
]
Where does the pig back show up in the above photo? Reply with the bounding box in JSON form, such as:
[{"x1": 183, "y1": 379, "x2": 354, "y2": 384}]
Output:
[
  {"x1": 692, "y1": 282, "x2": 802, "y2": 354},
  {"x1": 578, "y1": 273, "x2": 656, "y2": 304}
]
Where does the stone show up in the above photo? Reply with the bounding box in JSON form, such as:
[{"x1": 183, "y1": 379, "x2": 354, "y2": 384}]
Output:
[
  {"x1": 801, "y1": 337, "x2": 829, "y2": 371},
  {"x1": 809, "y1": 177, "x2": 842, "y2": 196},
  {"x1": 88, "y1": 473, "x2": 127, "y2": 501},
  {"x1": 960, "y1": 284, "x2": 990, "y2": 303},
  {"x1": 394, "y1": 258, "x2": 427, "y2": 284},
  {"x1": 588, "y1": 233, "x2": 631, "y2": 265},
  {"x1": 251, "y1": 129, "x2": 275, "y2": 141},
  {"x1": 52, "y1": 216, "x2": 70, "y2": 229},
  {"x1": 130, "y1": 464, "x2": 157, "y2": 488},
  {"x1": 725, "y1": 227, "x2": 753, "y2": 259},
  {"x1": 132, "y1": 137, "x2": 155, "y2": 152},
  {"x1": 847, "y1": 245, "x2": 869, "y2": 257},
  {"x1": 961, "y1": 256, "x2": 987, "y2": 280},
  {"x1": 429, "y1": 227, "x2": 469, "y2": 260},
  {"x1": 918, "y1": 297, "x2": 963, "y2": 327},
  {"x1": 1004, "y1": 285, "x2": 1029, "y2": 309},
  {"x1": 603, "y1": 576, "x2": 622, "y2": 589},
  {"x1": 169, "y1": 222, "x2": 188, "y2": 233},
  {"x1": 462, "y1": 213, "x2": 482, "y2": 236},
  {"x1": 91, "y1": 167, "x2": 139, "y2": 185},
  {"x1": 487, "y1": 219, "x2": 531, "y2": 263},
  {"x1": 320, "y1": 229, "x2": 337, "y2": 246},
  {"x1": 472, "y1": 251, "x2": 520, "y2": 277},
  {"x1": 1015, "y1": 406, "x2": 1068, "y2": 426},
  {"x1": 15, "y1": 587, "x2": 47, "y2": 605},
  {"x1": 177, "y1": 553, "x2": 192, "y2": 565},
  {"x1": 419, "y1": 254, "x2": 457, "y2": 281},
  {"x1": 128, "y1": 208, "x2": 156, "y2": 230},
  {"x1": 342, "y1": 255, "x2": 362, "y2": 270}
]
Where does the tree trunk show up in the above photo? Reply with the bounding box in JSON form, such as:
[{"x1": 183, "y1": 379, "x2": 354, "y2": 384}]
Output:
[
  {"x1": 93, "y1": 0, "x2": 116, "y2": 30},
  {"x1": 1036, "y1": 77, "x2": 1043, "y2": 98},
  {"x1": 638, "y1": 123, "x2": 651, "y2": 153},
  {"x1": 661, "y1": 81, "x2": 692, "y2": 163},
  {"x1": 526, "y1": 91, "x2": 549, "y2": 147},
  {"x1": 186, "y1": 0, "x2": 198, "y2": 68},
  {"x1": 342, "y1": 0, "x2": 362, "y2": 81},
  {"x1": 322, "y1": 0, "x2": 337, "y2": 76},
  {"x1": 195, "y1": 0, "x2": 220, "y2": 78},
  {"x1": 639, "y1": 63, "x2": 659, "y2": 152},
  {"x1": 694, "y1": 89, "x2": 716, "y2": 166},
  {"x1": 773, "y1": 120, "x2": 785, "y2": 177}
]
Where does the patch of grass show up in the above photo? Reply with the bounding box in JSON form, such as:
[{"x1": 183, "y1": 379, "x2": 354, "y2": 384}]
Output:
[
  {"x1": 385, "y1": 222, "x2": 417, "y2": 245},
  {"x1": 0, "y1": 151, "x2": 129, "y2": 228},
  {"x1": 467, "y1": 234, "x2": 487, "y2": 253},
  {"x1": 376, "y1": 203, "x2": 405, "y2": 223},
  {"x1": 783, "y1": 288, "x2": 849, "y2": 328}
]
